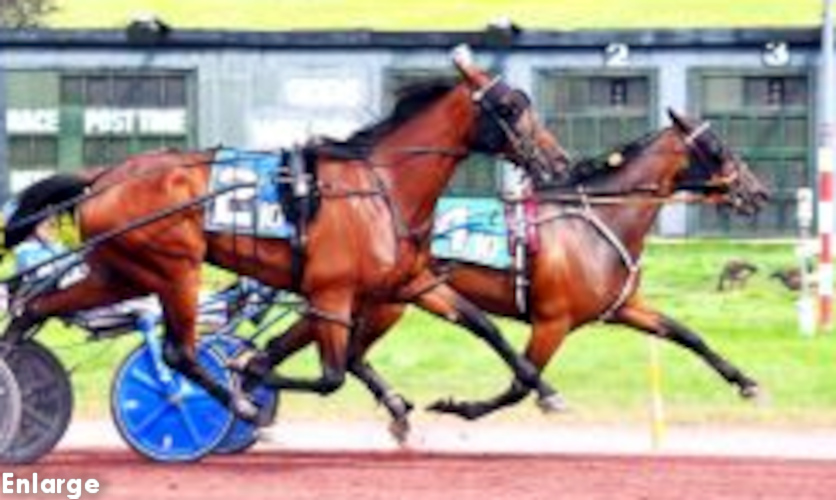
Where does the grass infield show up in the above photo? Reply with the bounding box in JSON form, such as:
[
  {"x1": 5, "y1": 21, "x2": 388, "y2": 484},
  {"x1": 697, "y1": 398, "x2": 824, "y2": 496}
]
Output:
[{"x1": 49, "y1": 0, "x2": 819, "y2": 31}]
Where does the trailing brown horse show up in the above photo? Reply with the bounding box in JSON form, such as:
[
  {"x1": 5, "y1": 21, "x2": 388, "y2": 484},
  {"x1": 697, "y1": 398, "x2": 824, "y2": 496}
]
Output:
[
  {"x1": 2, "y1": 48, "x2": 568, "y2": 423},
  {"x1": 246, "y1": 109, "x2": 769, "y2": 437}
]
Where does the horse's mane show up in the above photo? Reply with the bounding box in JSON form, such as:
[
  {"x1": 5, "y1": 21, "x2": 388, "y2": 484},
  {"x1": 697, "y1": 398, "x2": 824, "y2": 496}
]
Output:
[
  {"x1": 549, "y1": 129, "x2": 665, "y2": 188},
  {"x1": 317, "y1": 77, "x2": 460, "y2": 159}
]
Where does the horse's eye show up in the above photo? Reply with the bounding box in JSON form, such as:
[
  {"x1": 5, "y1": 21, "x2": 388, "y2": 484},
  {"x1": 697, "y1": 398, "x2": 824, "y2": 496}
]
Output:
[{"x1": 499, "y1": 104, "x2": 518, "y2": 119}]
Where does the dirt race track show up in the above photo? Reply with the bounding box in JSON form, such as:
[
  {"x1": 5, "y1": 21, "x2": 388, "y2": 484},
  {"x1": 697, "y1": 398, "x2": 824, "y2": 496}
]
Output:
[{"x1": 5, "y1": 451, "x2": 836, "y2": 500}]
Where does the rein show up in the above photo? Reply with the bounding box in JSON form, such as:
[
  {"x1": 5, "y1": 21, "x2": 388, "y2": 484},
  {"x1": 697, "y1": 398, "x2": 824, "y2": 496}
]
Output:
[
  {"x1": 388, "y1": 146, "x2": 469, "y2": 159},
  {"x1": 534, "y1": 188, "x2": 718, "y2": 207}
]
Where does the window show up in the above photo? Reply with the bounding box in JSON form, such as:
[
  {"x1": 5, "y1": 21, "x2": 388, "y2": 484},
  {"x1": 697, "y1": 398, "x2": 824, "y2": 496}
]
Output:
[
  {"x1": 610, "y1": 78, "x2": 628, "y2": 107},
  {"x1": 60, "y1": 71, "x2": 192, "y2": 166},
  {"x1": 82, "y1": 138, "x2": 131, "y2": 166},
  {"x1": 6, "y1": 69, "x2": 194, "y2": 193},
  {"x1": 8, "y1": 136, "x2": 58, "y2": 170},
  {"x1": 537, "y1": 71, "x2": 653, "y2": 159},
  {"x1": 742, "y1": 76, "x2": 807, "y2": 109},
  {"x1": 695, "y1": 70, "x2": 811, "y2": 236},
  {"x1": 766, "y1": 78, "x2": 785, "y2": 106}
]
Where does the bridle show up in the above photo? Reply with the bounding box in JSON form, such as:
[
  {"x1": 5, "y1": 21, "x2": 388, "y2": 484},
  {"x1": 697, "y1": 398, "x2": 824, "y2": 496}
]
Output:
[
  {"x1": 469, "y1": 76, "x2": 567, "y2": 185},
  {"x1": 675, "y1": 120, "x2": 740, "y2": 193}
]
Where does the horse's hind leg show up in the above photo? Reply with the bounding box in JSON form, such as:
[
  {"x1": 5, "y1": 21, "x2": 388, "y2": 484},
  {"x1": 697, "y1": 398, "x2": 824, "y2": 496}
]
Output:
[
  {"x1": 612, "y1": 298, "x2": 761, "y2": 399},
  {"x1": 234, "y1": 288, "x2": 354, "y2": 397},
  {"x1": 427, "y1": 317, "x2": 569, "y2": 420},
  {"x1": 156, "y1": 269, "x2": 265, "y2": 422},
  {"x1": 410, "y1": 280, "x2": 558, "y2": 420},
  {"x1": 234, "y1": 302, "x2": 414, "y2": 441}
]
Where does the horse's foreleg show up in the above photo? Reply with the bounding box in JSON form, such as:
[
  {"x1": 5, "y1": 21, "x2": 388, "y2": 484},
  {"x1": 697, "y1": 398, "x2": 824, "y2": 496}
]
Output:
[
  {"x1": 612, "y1": 299, "x2": 761, "y2": 399},
  {"x1": 158, "y1": 273, "x2": 266, "y2": 423},
  {"x1": 412, "y1": 281, "x2": 557, "y2": 420},
  {"x1": 346, "y1": 304, "x2": 413, "y2": 442}
]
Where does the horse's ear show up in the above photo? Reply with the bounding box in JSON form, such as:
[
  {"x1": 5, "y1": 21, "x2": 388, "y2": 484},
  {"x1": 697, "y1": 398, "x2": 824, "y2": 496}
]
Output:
[
  {"x1": 451, "y1": 44, "x2": 474, "y2": 68},
  {"x1": 451, "y1": 44, "x2": 492, "y2": 88},
  {"x1": 667, "y1": 108, "x2": 689, "y2": 132}
]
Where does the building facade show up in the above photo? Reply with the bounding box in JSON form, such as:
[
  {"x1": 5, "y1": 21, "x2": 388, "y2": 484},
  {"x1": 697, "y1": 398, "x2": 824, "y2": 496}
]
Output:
[{"x1": 0, "y1": 27, "x2": 823, "y2": 237}]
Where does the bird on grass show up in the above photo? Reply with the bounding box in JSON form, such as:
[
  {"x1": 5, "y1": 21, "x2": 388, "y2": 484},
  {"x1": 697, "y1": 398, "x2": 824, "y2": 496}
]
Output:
[
  {"x1": 717, "y1": 259, "x2": 758, "y2": 291},
  {"x1": 770, "y1": 267, "x2": 804, "y2": 292}
]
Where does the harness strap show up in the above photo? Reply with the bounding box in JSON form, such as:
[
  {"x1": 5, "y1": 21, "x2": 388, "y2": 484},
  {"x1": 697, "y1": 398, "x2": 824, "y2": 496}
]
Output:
[
  {"x1": 289, "y1": 148, "x2": 309, "y2": 292},
  {"x1": 299, "y1": 304, "x2": 353, "y2": 329},
  {"x1": 396, "y1": 273, "x2": 450, "y2": 303},
  {"x1": 507, "y1": 199, "x2": 530, "y2": 314},
  {"x1": 684, "y1": 121, "x2": 711, "y2": 146},
  {"x1": 537, "y1": 192, "x2": 641, "y2": 322},
  {"x1": 472, "y1": 76, "x2": 502, "y2": 103}
]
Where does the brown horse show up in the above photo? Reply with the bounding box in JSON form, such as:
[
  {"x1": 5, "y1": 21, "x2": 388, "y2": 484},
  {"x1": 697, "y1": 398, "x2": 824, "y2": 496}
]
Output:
[
  {"x1": 245, "y1": 109, "x2": 769, "y2": 437},
  {"x1": 2, "y1": 48, "x2": 568, "y2": 423}
]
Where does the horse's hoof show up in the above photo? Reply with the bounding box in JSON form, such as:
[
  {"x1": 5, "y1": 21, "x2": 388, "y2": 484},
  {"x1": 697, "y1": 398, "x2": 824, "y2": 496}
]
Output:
[
  {"x1": 226, "y1": 349, "x2": 258, "y2": 373},
  {"x1": 382, "y1": 393, "x2": 414, "y2": 417},
  {"x1": 426, "y1": 398, "x2": 482, "y2": 421},
  {"x1": 740, "y1": 384, "x2": 758, "y2": 399},
  {"x1": 229, "y1": 376, "x2": 272, "y2": 426},
  {"x1": 426, "y1": 398, "x2": 455, "y2": 414},
  {"x1": 232, "y1": 395, "x2": 259, "y2": 422},
  {"x1": 537, "y1": 393, "x2": 568, "y2": 414},
  {"x1": 740, "y1": 384, "x2": 769, "y2": 406},
  {"x1": 388, "y1": 417, "x2": 411, "y2": 446}
]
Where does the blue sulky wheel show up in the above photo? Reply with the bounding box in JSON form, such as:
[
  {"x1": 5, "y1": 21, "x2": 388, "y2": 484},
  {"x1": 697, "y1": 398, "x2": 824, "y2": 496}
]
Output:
[
  {"x1": 111, "y1": 342, "x2": 235, "y2": 462},
  {"x1": 200, "y1": 334, "x2": 279, "y2": 455}
]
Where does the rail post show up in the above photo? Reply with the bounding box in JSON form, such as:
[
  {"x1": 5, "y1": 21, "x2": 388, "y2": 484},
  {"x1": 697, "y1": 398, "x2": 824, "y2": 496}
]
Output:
[
  {"x1": 819, "y1": 0, "x2": 836, "y2": 332},
  {"x1": 647, "y1": 338, "x2": 666, "y2": 451},
  {"x1": 799, "y1": 187, "x2": 816, "y2": 336}
]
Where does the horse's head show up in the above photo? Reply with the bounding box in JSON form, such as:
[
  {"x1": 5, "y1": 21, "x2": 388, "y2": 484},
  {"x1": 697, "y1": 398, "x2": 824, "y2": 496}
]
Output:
[
  {"x1": 451, "y1": 45, "x2": 569, "y2": 185},
  {"x1": 668, "y1": 109, "x2": 770, "y2": 216}
]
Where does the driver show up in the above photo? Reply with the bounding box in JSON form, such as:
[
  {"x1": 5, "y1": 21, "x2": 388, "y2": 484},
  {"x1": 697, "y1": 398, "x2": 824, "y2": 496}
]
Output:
[{"x1": 5, "y1": 212, "x2": 160, "y2": 339}]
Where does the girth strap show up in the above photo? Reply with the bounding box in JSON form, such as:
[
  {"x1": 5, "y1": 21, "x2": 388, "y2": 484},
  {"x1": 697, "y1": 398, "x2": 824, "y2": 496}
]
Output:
[
  {"x1": 299, "y1": 304, "x2": 353, "y2": 329},
  {"x1": 288, "y1": 148, "x2": 311, "y2": 292}
]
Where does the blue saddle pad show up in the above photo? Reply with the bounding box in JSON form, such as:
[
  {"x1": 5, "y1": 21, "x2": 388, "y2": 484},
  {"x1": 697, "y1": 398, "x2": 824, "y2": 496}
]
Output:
[
  {"x1": 204, "y1": 148, "x2": 294, "y2": 239},
  {"x1": 432, "y1": 198, "x2": 511, "y2": 270}
]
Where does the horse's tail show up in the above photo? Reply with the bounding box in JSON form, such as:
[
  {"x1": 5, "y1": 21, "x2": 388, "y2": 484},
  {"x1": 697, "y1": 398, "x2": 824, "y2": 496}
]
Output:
[{"x1": 3, "y1": 173, "x2": 92, "y2": 249}]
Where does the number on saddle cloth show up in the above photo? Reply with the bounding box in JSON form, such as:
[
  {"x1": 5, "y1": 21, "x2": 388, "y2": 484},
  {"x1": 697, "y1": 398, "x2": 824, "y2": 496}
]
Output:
[
  {"x1": 431, "y1": 196, "x2": 539, "y2": 312},
  {"x1": 204, "y1": 148, "x2": 320, "y2": 239},
  {"x1": 432, "y1": 197, "x2": 541, "y2": 270}
]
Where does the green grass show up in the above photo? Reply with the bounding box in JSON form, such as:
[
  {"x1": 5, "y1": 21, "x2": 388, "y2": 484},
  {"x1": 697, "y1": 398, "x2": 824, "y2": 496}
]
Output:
[
  {"x1": 47, "y1": 0, "x2": 820, "y2": 31},
  {"x1": 45, "y1": 239, "x2": 836, "y2": 426}
]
